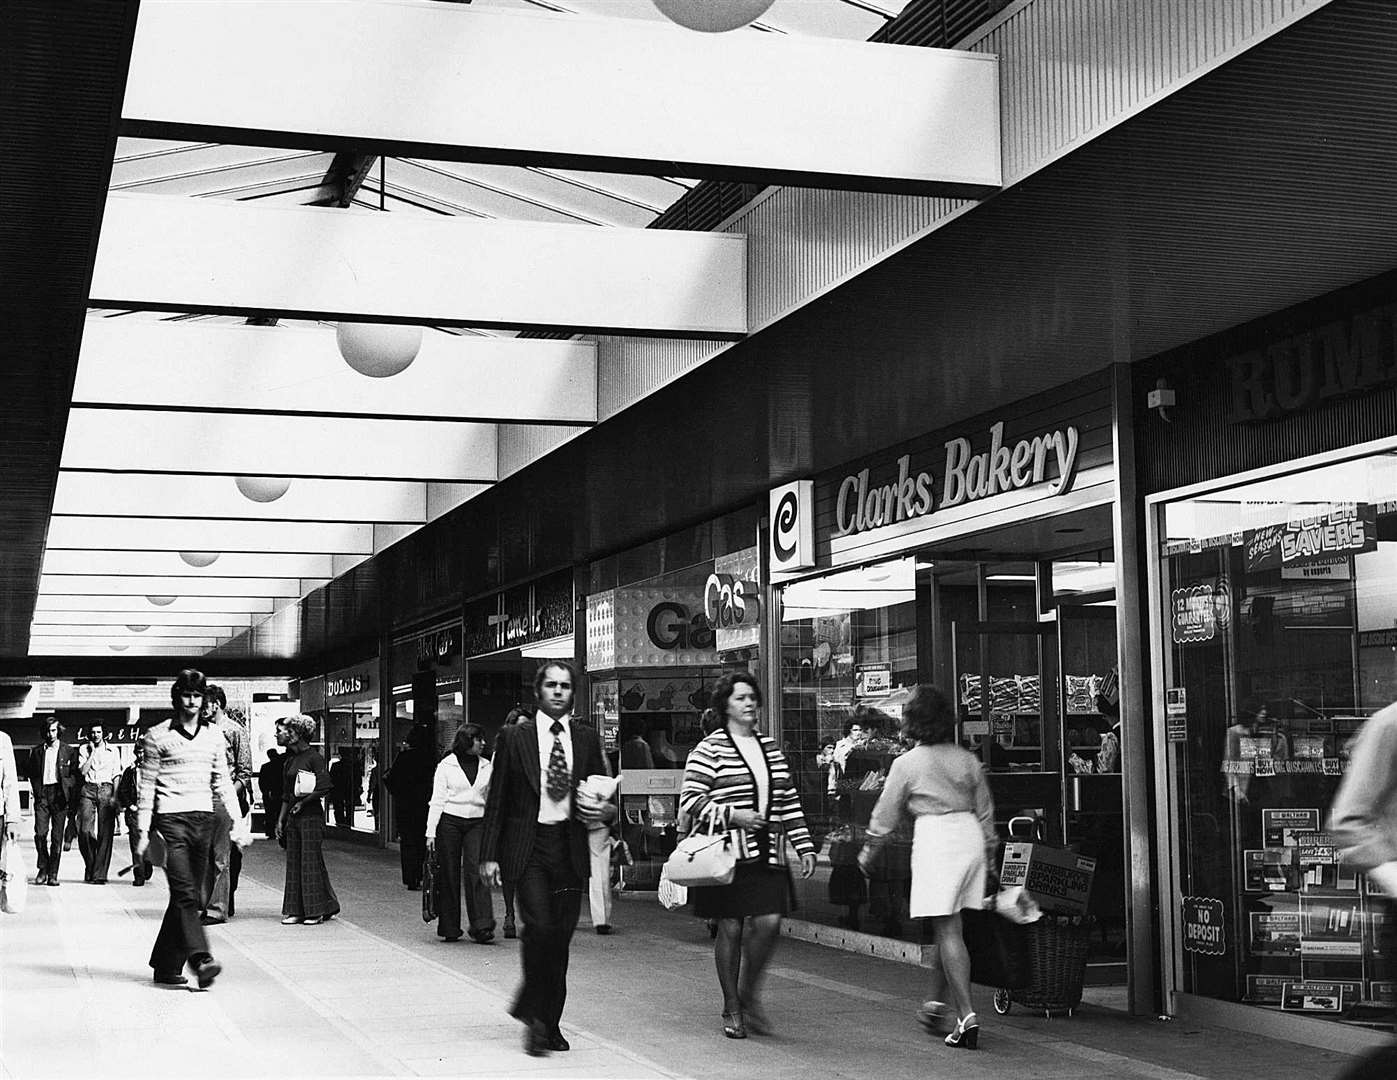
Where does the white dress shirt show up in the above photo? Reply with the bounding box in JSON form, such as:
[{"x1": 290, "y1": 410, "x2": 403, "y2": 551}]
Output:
[
  {"x1": 80, "y1": 742, "x2": 123, "y2": 785},
  {"x1": 535, "y1": 711, "x2": 573, "y2": 824},
  {"x1": 42, "y1": 743, "x2": 59, "y2": 786}
]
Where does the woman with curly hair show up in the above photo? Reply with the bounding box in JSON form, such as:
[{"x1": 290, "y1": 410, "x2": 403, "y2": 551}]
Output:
[
  {"x1": 275, "y1": 715, "x2": 340, "y2": 926},
  {"x1": 858, "y1": 685, "x2": 995, "y2": 1050}
]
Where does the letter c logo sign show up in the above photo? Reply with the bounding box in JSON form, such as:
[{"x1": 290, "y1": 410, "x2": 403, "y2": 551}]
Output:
[{"x1": 773, "y1": 491, "x2": 799, "y2": 562}]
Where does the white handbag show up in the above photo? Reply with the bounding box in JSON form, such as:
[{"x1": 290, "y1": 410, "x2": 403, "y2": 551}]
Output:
[{"x1": 662, "y1": 805, "x2": 737, "y2": 888}]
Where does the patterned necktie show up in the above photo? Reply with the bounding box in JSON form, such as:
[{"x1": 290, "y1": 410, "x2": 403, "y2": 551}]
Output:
[{"x1": 546, "y1": 720, "x2": 570, "y2": 802}]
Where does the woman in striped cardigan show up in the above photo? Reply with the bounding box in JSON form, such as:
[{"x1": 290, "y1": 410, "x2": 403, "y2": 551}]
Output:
[{"x1": 680, "y1": 672, "x2": 817, "y2": 1041}]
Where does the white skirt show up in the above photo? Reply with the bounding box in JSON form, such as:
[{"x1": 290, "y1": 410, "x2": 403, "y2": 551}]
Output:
[{"x1": 909, "y1": 811, "x2": 987, "y2": 918}]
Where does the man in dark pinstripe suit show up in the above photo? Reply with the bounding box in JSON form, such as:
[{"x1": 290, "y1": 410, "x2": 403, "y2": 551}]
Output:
[{"x1": 479, "y1": 661, "x2": 614, "y2": 1057}]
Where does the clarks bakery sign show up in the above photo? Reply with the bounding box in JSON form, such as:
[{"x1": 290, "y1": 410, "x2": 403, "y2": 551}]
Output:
[{"x1": 833, "y1": 421, "x2": 1080, "y2": 538}]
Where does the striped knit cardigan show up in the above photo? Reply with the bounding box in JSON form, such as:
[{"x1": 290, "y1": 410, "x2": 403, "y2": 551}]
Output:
[{"x1": 679, "y1": 728, "x2": 816, "y2": 867}]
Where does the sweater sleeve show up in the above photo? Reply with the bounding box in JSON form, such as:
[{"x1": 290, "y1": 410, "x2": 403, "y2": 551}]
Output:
[
  {"x1": 864, "y1": 753, "x2": 911, "y2": 844},
  {"x1": 136, "y1": 730, "x2": 161, "y2": 834},
  {"x1": 971, "y1": 758, "x2": 997, "y2": 850},
  {"x1": 679, "y1": 737, "x2": 728, "y2": 830},
  {"x1": 211, "y1": 734, "x2": 239, "y2": 824},
  {"x1": 1329, "y1": 708, "x2": 1397, "y2": 870},
  {"x1": 0, "y1": 735, "x2": 19, "y2": 823}
]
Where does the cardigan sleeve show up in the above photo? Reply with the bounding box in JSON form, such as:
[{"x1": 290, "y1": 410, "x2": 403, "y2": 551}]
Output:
[
  {"x1": 864, "y1": 752, "x2": 911, "y2": 845},
  {"x1": 766, "y1": 740, "x2": 816, "y2": 858},
  {"x1": 1329, "y1": 707, "x2": 1397, "y2": 870},
  {"x1": 679, "y1": 736, "x2": 729, "y2": 830},
  {"x1": 425, "y1": 758, "x2": 449, "y2": 838}
]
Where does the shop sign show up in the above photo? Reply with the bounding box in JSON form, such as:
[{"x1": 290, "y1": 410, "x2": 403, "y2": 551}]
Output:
[
  {"x1": 1181, "y1": 896, "x2": 1226, "y2": 956},
  {"x1": 708, "y1": 546, "x2": 762, "y2": 653},
  {"x1": 1244, "y1": 503, "x2": 1375, "y2": 572},
  {"x1": 854, "y1": 663, "x2": 892, "y2": 698},
  {"x1": 1280, "y1": 556, "x2": 1351, "y2": 581},
  {"x1": 1227, "y1": 305, "x2": 1397, "y2": 423},
  {"x1": 1170, "y1": 584, "x2": 1226, "y2": 644},
  {"x1": 770, "y1": 480, "x2": 815, "y2": 573},
  {"x1": 831, "y1": 422, "x2": 1079, "y2": 540},
  {"x1": 1358, "y1": 628, "x2": 1397, "y2": 649},
  {"x1": 646, "y1": 601, "x2": 715, "y2": 651},
  {"x1": 328, "y1": 675, "x2": 366, "y2": 697},
  {"x1": 415, "y1": 626, "x2": 460, "y2": 668}
]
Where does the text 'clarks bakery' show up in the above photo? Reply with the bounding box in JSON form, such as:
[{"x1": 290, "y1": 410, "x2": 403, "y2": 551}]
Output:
[{"x1": 833, "y1": 422, "x2": 1080, "y2": 538}]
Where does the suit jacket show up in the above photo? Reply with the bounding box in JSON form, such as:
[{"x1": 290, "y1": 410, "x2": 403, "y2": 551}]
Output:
[
  {"x1": 23, "y1": 741, "x2": 79, "y2": 805},
  {"x1": 480, "y1": 716, "x2": 609, "y2": 883}
]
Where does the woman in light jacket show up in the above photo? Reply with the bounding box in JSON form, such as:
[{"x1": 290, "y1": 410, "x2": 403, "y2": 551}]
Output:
[
  {"x1": 426, "y1": 723, "x2": 495, "y2": 943},
  {"x1": 859, "y1": 685, "x2": 995, "y2": 1050},
  {"x1": 680, "y1": 672, "x2": 817, "y2": 1041}
]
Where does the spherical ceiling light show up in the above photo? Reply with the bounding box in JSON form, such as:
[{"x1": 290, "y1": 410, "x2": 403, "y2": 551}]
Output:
[
  {"x1": 146, "y1": 595, "x2": 176, "y2": 607},
  {"x1": 179, "y1": 551, "x2": 220, "y2": 568},
  {"x1": 235, "y1": 475, "x2": 292, "y2": 503},
  {"x1": 651, "y1": 0, "x2": 774, "y2": 32},
  {"x1": 126, "y1": 624, "x2": 150, "y2": 633},
  {"x1": 336, "y1": 322, "x2": 422, "y2": 378},
  {"x1": 108, "y1": 643, "x2": 129, "y2": 652}
]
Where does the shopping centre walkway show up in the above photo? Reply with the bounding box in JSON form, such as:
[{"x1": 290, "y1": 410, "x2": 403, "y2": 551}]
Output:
[{"x1": 0, "y1": 835, "x2": 1364, "y2": 1080}]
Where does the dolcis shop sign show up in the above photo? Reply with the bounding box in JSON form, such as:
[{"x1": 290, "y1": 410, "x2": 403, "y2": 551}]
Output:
[{"x1": 833, "y1": 422, "x2": 1079, "y2": 538}]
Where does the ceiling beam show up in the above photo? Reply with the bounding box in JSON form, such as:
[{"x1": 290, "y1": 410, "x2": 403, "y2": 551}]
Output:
[
  {"x1": 90, "y1": 193, "x2": 748, "y2": 337},
  {"x1": 40, "y1": 551, "x2": 337, "y2": 579},
  {"x1": 52, "y1": 473, "x2": 438, "y2": 523},
  {"x1": 45, "y1": 518, "x2": 374, "y2": 554},
  {"x1": 39, "y1": 575, "x2": 311, "y2": 598},
  {"x1": 60, "y1": 409, "x2": 499, "y2": 483},
  {"x1": 74, "y1": 320, "x2": 598, "y2": 425},
  {"x1": 33, "y1": 595, "x2": 277, "y2": 614},
  {"x1": 120, "y1": 1, "x2": 1000, "y2": 197}
]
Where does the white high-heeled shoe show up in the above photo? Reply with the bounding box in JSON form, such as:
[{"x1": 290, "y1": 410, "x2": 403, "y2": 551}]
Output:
[{"x1": 944, "y1": 1012, "x2": 980, "y2": 1049}]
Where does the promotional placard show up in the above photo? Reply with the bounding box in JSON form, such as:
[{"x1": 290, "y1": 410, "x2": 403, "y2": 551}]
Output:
[
  {"x1": 1244, "y1": 504, "x2": 1376, "y2": 573},
  {"x1": 854, "y1": 663, "x2": 892, "y2": 698},
  {"x1": 1249, "y1": 910, "x2": 1302, "y2": 956},
  {"x1": 1165, "y1": 688, "x2": 1188, "y2": 742},
  {"x1": 1262, "y1": 808, "x2": 1321, "y2": 846},
  {"x1": 1280, "y1": 981, "x2": 1357, "y2": 1014},
  {"x1": 1245, "y1": 974, "x2": 1289, "y2": 1006},
  {"x1": 1181, "y1": 896, "x2": 1226, "y2": 956}
]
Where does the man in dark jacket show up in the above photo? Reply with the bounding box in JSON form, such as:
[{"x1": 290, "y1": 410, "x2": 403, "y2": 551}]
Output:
[
  {"x1": 386, "y1": 724, "x2": 435, "y2": 889},
  {"x1": 257, "y1": 748, "x2": 284, "y2": 839},
  {"x1": 479, "y1": 661, "x2": 615, "y2": 1058},
  {"x1": 24, "y1": 718, "x2": 79, "y2": 885}
]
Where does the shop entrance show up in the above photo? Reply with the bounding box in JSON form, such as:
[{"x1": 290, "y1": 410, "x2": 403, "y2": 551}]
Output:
[{"x1": 949, "y1": 585, "x2": 1126, "y2": 978}]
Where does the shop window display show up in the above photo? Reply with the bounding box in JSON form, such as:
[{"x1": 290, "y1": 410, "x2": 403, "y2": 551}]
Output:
[
  {"x1": 1159, "y1": 452, "x2": 1397, "y2": 1026},
  {"x1": 779, "y1": 558, "x2": 918, "y2": 935}
]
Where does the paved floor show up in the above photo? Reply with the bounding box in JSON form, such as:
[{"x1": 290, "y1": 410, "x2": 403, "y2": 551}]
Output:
[{"x1": 0, "y1": 832, "x2": 1368, "y2": 1079}]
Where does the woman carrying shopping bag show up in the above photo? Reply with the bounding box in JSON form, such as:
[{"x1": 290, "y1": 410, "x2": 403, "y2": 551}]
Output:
[
  {"x1": 275, "y1": 715, "x2": 340, "y2": 926},
  {"x1": 679, "y1": 672, "x2": 817, "y2": 1040},
  {"x1": 858, "y1": 685, "x2": 997, "y2": 1050},
  {"x1": 425, "y1": 723, "x2": 496, "y2": 943}
]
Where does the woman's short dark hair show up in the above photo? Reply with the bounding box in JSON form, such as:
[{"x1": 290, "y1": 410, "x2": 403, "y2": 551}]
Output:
[
  {"x1": 901, "y1": 685, "x2": 957, "y2": 746},
  {"x1": 534, "y1": 660, "x2": 579, "y2": 699},
  {"x1": 450, "y1": 723, "x2": 484, "y2": 759},
  {"x1": 710, "y1": 671, "x2": 762, "y2": 718}
]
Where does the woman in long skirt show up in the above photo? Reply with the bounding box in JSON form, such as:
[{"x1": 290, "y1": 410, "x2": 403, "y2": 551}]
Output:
[
  {"x1": 859, "y1": 685, "x2": 996, "y2": 1050},
  {"x1": 275, "y1": 715, "x2": 340, "y2": 926}
]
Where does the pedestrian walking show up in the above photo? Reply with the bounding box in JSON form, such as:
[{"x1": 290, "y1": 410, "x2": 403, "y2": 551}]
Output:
[
  {"x1": 134, "y1": 669, "x2": 245, "y2": 989},
  {"x1": 679, "y1": 672, "x2": 818, "y2": 1040},
  {"x1": 76, "y1": 722, "x2": 122, "y2": 884},
  {"x1": 386, "y1": 724, "x2": 435, "y2": 890},
  {"x1": 1329, "y1": 699, "x2": 1397, "y2": 1073},
  {"x1": 23, "y1": 718, "x2": 79, "y2": 886},
  {"x1": 0, "y1": 730, "x2": 21, "y2": 890},
  {"x1": 275, "y1": 715, "x2": 340, "y2": 925},
  {"x1": 478, "y1": 662, "x2": 616, "y2": 1057},
  {"x1": 200, "y1": 685, "x2": 252, "y2": 923},
  {"x1": 426, "y1": 723, "x2": 496, "y2": 943},
  {"x1": 117, "y1": 743, "x2": 152, "y2": 885},
  {"x1": 497, "y1": 705, "x2": 532, "y2": 939},
  {"x1": 858, "y1": 685, "x2": 996, "y2": 1050},
  {"x1": 257, "y1": 747, "x2": 284, "y2": 839}
]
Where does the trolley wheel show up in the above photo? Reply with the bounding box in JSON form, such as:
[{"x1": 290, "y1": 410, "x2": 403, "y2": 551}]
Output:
[{"x1": 993, "y1": 988, "x2": 1012, "y2": 1014}]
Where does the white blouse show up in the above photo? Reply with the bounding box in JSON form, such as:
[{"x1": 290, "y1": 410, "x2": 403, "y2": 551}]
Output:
[{"x1": 425, "y1": 754, "x2": 493, "y2": 836}]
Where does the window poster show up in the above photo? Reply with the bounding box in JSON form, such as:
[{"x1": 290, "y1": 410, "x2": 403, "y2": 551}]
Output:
[{"x1": 1262, "y1": 808, "x2": 1321, "y2": 847}]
